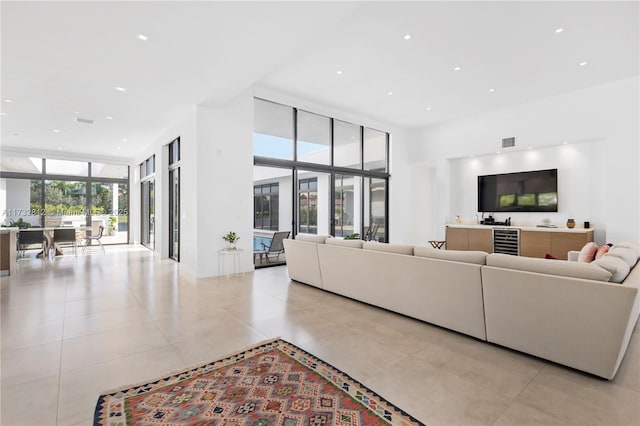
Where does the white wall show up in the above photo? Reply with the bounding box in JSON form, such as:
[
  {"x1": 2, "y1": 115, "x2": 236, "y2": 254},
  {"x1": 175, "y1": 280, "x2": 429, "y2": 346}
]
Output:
[
  {"x1": 449, "y1": 142, "x2": 607, "y2": 243},
  {"x1": 409, "y1": 76, "x2": 640, "y2": 244},
  {"x1": 131, "y1": 107, "x2": 198, "y2": 275},
  {"x1": 195, "y1": 92, "x2": 254, "y2": 278},
  {"x1": 2, "y1": 179, "x2": 39, "y2": 226}
]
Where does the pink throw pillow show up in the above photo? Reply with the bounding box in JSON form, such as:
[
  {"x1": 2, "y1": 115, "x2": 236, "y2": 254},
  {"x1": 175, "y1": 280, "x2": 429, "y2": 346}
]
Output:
[
  {"x1": 578, "y1": 242, "x2": 598, "y2": 263},
  {"x1": 595, "y1": 245, "x2": 610, "y2": 260},
  {"x1": 545, "y1": 253, "x2": 559, "y2": 260}
]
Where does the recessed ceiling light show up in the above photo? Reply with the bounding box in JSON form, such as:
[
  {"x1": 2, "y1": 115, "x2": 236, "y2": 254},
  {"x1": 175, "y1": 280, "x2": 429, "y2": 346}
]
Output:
[
  {"x1": 489, "y1": 88, "x2": 495, "y2": 93},
  {"x1": 105, "y1": 116, "x2": 113, "y2": 120},
  {"x1": 4, "y1": 99, "x2": 13, "y2": 103},
  {"x1": 74, "y1": 111, "x2": 80, "y2": 114},
  {"x1": 116, "y1": 146, "x2": 121, "y2": 150},
  {"x1": 336, "y1": 70, "x2": 343, "y2": 75},
  {"x1": 57, "y1": 147, "x2": 62, "y2": 150},
  {"x1": 579, "y1": 61, "x2": 588, "y2": 67},
  {"x1": 115, "y1": 86, "x2": 127, "y2": 92},
  {"x1": 496, "y1": 151, "x2": 501, "y2": 154},
  {"x1": 555, "y1": 28, "x2": 564, "y2": 33},
  {"x1": 387, "y1": 91, "x2": 393, "y2": 95},
  {"x1": 403, "y1": 34, "x2": 411, "y2": 40},
  {"x1": 137, "y1": 33, "x2": 149, "y2": 41},
  {"x1": 122, "y1": 138, "x2": 128, "y2": 142},
  {"x1": 453, "y1": 66, "x2": 461, "y2": 71},
  {"x1": 528, "y1": 146, "x2": 533, "y2": 150},
  {"x1": 53, "y1": 129, "x2": 60, "y2": 133},
  {"x1": 425, "y1": 107, "x2": 431, "y2": 111},
  {"x1": 0, "y1": 112, "x2": 7, "y2": 116},
  {"x1": 563, "y1": 141, "x2": 569, "y2": 145}
]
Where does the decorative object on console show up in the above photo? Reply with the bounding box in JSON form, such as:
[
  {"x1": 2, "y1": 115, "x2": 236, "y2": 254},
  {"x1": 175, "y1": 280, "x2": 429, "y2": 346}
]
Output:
[
  {"x1": 566, "y1": 218, "x2": 576, "y2": 229},
  {"x1": 584, "y1": 221, "x2": 590, "y2": 229},
  {"x1": 537, "y1": 218, "x2": 557, "y2": 228},
  {"x1": 455, "y1": 215, "x2": 462, "y2": 224}
]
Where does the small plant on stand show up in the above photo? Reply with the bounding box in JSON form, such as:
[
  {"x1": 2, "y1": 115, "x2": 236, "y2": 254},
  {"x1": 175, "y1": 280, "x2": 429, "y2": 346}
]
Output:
[
  {"x1": 107, "y1": 216, "x2": 117, "y2": 236},
  {"x1": 223, "y1": 231, "x2": 240, "y2": 250}
]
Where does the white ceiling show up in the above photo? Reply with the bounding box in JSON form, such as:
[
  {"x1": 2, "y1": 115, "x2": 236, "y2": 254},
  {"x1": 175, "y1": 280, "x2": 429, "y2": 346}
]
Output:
[{"x1": 1, "y1": 1, "x2": 638, "y2": 162}]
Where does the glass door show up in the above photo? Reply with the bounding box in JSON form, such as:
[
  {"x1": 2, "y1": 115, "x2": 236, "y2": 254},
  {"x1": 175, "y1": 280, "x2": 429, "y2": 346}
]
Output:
[
  {"x1": 169, "y1": 168, "x2": 180, "y2": 260},
  {"x1": 141, "y1": 179, "x2": 155, "y2": 249},
  {"x1": 297, "y1": 170, "x2": 330, "y2": 236},
  {"x1": 334, "y1": 174, "x2": 362, "y2": 238}
]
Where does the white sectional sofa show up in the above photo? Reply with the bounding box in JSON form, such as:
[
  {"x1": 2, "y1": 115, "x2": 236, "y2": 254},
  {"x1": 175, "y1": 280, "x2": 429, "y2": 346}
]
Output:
[{"x1": 282, "y1": 237, "x2": 640, "y2": 379}]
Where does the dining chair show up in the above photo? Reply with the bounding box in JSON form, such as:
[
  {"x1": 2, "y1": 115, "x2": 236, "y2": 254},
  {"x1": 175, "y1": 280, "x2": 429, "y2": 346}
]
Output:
[
  {"x1": 17, "y1": 229, "x2": 45, "y2": 258},
  {"x1": 53, "y1": 227, "x2": 78, "y2": 256},
  {"x1": 82, "y1": 225, "x2": 105, "y2": 254}
]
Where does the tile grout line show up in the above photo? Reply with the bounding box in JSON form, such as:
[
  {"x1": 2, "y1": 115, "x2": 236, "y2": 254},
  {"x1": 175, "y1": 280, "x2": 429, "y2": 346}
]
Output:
[
  {"x1": 55, "y1": 269, "x2": 70, "y2": 426},
  {"x1": 490, "y1": 364, "x2": 547, "y2": 425}
]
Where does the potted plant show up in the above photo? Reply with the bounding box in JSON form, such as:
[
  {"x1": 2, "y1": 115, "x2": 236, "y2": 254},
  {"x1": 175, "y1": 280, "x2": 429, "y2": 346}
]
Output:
[
  {"x1": 107, "y1": 216, "x2": 117, "y2": 236},
  {"x1": 222, "y1": 231, "x2": 240, "y2": 250}
]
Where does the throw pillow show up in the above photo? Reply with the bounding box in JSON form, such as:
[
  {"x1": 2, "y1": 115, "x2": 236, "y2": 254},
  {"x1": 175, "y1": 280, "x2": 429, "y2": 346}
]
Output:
[
  {"x1": 578, "y1": 242, "x2": 598, "y2": 263},
  {"x1": 544, "y1": 253, "x2": 559, "y2": 260},
  {"x1": 595, "y1": 245, "x2": 610, "y2": 260}
]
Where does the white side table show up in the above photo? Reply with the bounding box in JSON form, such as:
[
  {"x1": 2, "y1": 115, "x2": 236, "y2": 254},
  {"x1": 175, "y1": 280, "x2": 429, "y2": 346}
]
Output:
[{"x1": 218, "y1": 248, "x2": 244, "y2": 278}]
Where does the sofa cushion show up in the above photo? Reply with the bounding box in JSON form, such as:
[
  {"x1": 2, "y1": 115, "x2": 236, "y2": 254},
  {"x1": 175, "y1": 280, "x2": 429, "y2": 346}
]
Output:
[
  {"x1": 325, "y1": 239, "x2": 364, "y2": 249},
  {"x1": 607, "y1": 247, "x2": 638, "y2": 269},
  {"x1": 592, "y1": 255, "x2": 631, "y2": 283},
  {"x1": 414, "y1": 246, "x2": 487, "y2": 265},
  {"x1": 295, "y1": 234, "x2": 329, "y2": 244},
  {"x1": 578, "y1": 242, "x2": 598, "y2": 263},
  {"x1": 363, "y1": 242, "x2": 414, "y2": 255},
  {"x1": 486, "y1": 253, "x2": 612, "y2": 282},
  {"x1": 612, "y1": 241, "x2": 640, "y2": 260}
]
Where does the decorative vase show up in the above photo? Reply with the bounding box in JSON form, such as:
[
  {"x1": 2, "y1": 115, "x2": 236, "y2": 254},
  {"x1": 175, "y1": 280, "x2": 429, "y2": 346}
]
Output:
[
  {"x1": 228, "y1": 242, "x2": 237, "y2": 251},
  {"x1": 566, "y1": 219, "x2": 575, "y2": 229}
]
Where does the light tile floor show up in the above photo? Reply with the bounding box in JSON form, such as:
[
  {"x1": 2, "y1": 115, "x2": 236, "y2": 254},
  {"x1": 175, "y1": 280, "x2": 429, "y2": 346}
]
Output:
[{"x1": 1, "y1": 246, "x2": 639, "y2": 426}]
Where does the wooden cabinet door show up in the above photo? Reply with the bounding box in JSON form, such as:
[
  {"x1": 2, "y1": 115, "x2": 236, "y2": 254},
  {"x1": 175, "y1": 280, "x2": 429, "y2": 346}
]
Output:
[
  {"x1": 551, "y1": 232, "x2": 592, "y2": 260},
  {"x1": 446, "y1": 227, "x2": 468, "y2": 250},
  {"x1": 521, "y1": 231, "x2": 551, "y2": 258},
  {"x1": 468, "y1": 228, "x2": 493, "y2": 252}
]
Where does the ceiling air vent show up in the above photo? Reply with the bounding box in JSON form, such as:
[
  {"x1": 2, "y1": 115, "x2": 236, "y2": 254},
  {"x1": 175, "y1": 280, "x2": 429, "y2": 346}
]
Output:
[
  {"x1": 75, "y1": 117, "x2": 94, "y2": 124},
  {"x1": 502, "y1": 137, "x2": 516, "y2": 148}
]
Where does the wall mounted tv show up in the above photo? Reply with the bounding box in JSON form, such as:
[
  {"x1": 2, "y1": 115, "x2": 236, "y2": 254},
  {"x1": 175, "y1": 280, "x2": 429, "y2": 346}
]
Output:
[{"x1": 478, "y1": 169, "x2": 558, "y2": 212}]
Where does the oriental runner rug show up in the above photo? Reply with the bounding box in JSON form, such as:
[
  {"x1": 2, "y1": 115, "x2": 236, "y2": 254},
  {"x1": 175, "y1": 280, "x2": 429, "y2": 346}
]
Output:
[{"x1": 94, "y1": 338, "x2": 424, "y2": 426}]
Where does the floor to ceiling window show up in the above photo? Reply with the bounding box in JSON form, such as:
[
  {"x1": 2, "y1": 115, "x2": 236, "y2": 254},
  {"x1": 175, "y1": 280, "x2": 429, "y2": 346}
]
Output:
[
  {"x1": 168, "y1": 138, "x2": 180, "y2": 261},
  {"x1": 140, "y1": 156, "x2": 155, "y2": 250},
  {"x1": 253, "y1": 98, "x2": 390, "y2": 243},
  {"x1": 0, "y1": 155, "x2": 129, "y2": 245},
  {"x1": 252, "y1": 165, "x2": 292, "y2": 267}
]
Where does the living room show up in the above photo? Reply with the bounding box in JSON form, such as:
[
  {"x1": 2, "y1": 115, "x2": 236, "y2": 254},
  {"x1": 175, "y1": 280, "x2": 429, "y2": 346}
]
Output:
[{"x1": 1, "y1": 2, "x2": 638, "y2": 425}]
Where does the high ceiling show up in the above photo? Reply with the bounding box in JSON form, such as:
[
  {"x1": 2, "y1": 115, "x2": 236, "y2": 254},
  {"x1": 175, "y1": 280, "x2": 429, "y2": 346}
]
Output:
[{"x1": 1, "y1": 1, "x2": 638, "y2": 162}]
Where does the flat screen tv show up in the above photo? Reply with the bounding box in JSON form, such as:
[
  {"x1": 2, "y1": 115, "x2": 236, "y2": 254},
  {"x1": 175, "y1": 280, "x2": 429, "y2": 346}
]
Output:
[{"x1": 478, "y1": 169, "x2": 558, "y2": 212}]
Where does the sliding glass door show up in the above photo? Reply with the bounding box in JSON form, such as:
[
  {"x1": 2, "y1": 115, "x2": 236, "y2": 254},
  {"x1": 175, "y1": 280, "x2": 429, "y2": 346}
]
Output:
[
  {"x1": 169, "y1": 169, "x2": 179, "y2": 260},
  {"x1": 141, "y1": 180, "x2": 155, "y2": 249},
  {"x1": 334, "y1": 174, "x2": 362, "y2": 238}
]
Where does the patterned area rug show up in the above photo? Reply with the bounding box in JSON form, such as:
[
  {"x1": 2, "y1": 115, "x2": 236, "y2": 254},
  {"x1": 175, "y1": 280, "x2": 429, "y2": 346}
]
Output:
[{"x1": 94, "y1": 338, "x2": 424, "y2": 426}]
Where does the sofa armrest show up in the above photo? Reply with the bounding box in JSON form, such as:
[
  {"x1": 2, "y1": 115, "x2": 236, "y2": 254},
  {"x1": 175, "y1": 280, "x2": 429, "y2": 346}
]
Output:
[{"x1": 567, "y1": 250, "x2": 580, "y2": 262}]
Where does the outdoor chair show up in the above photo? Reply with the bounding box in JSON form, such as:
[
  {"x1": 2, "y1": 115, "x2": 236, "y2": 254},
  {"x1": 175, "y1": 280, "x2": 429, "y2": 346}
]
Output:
[
  {"x1": 53, "y1": 227, "x2": 78, "y2": 256},
  {"x1": 82, "y1": 225, "x2": 105, "y2": 254},
  {"x1": 17, "y1": 229, "x2": 45, "y2": 258},
  {"x1": 362, "y1": 226, "x2": 370, "y2": 240},
  {"x1": 261, "y1": 231, "x2": 290, "y2": 263}
]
